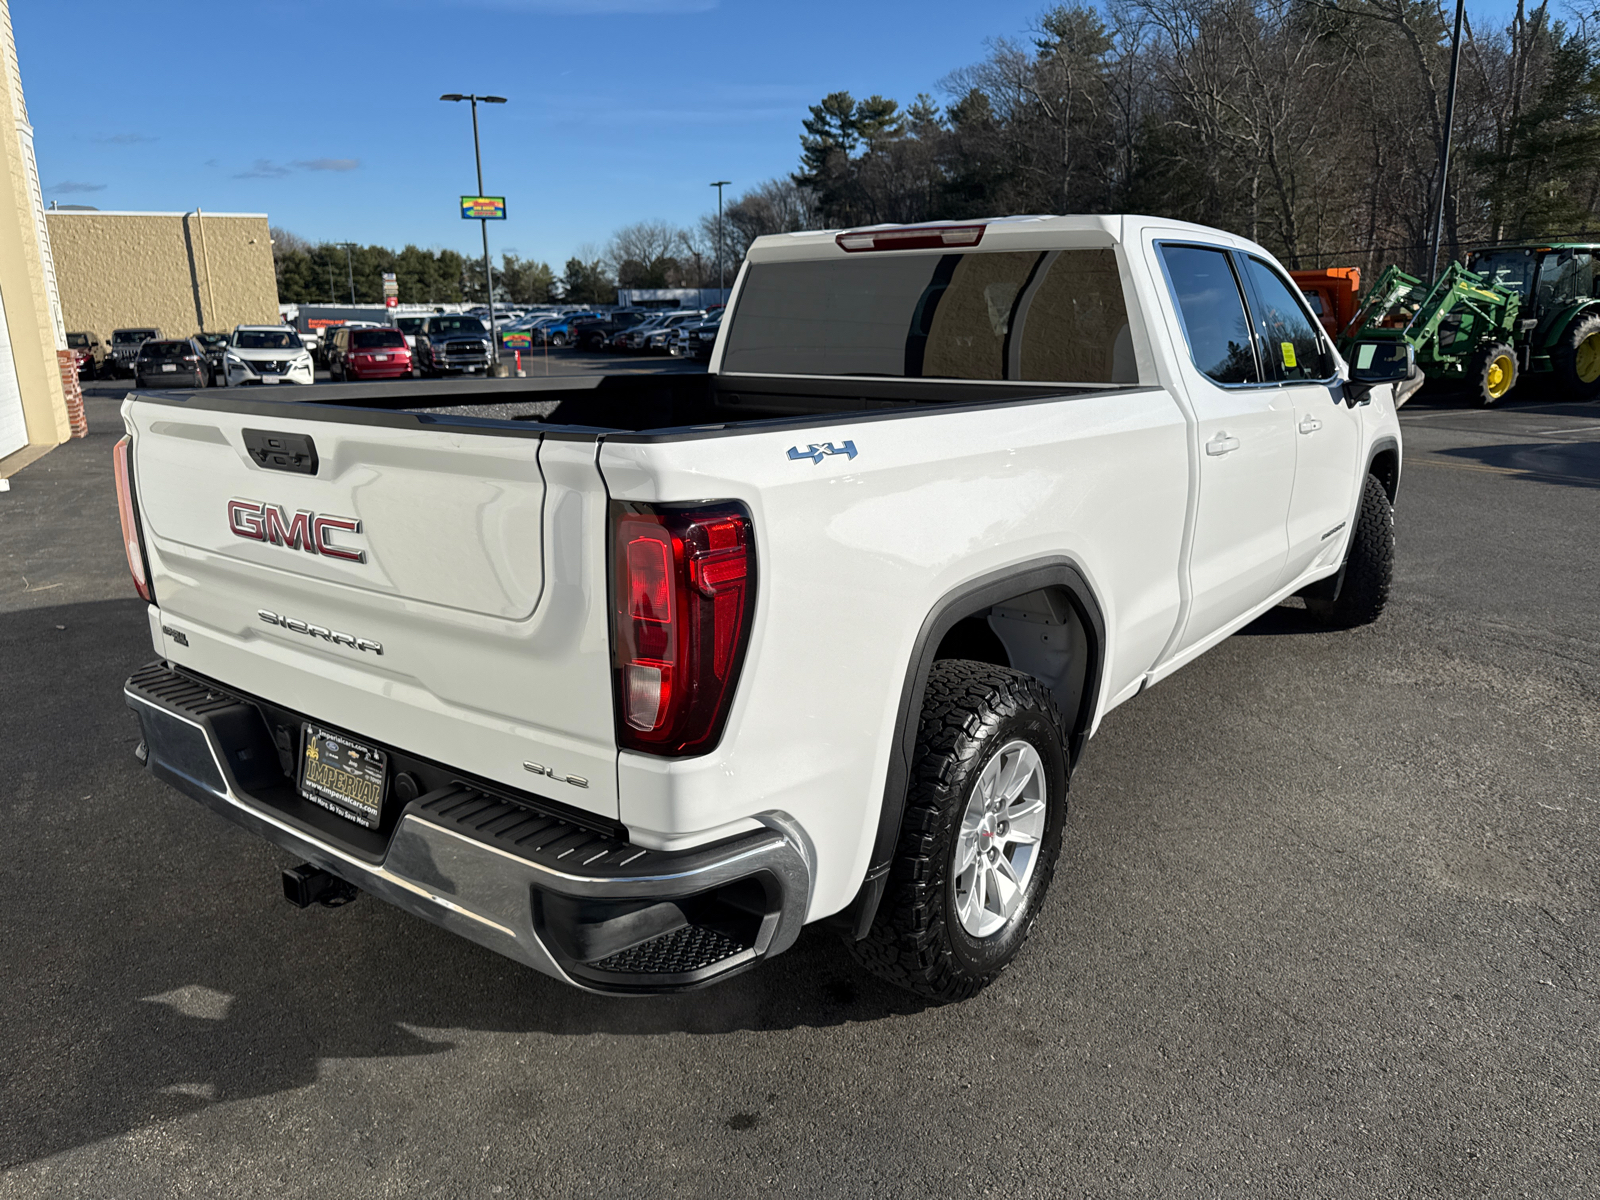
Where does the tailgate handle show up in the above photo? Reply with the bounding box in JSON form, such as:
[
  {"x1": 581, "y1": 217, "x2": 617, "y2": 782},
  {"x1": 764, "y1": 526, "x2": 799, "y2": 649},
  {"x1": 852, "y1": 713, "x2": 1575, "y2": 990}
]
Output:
[{"x1": 243, "y1": 429, "x2": 319, "y2": 475}]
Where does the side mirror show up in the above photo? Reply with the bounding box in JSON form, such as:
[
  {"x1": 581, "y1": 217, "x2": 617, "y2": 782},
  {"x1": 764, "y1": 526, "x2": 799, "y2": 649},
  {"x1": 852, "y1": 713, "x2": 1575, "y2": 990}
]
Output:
[{"x1": 1344, "y1": 340, "x2": 1414, "y2": 406}]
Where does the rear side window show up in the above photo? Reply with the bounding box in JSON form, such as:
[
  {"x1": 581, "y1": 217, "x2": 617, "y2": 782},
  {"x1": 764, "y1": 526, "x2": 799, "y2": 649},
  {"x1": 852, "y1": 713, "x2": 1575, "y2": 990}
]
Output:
[
  {"x1": 1243, "y1": 257, "x2": 1326, "y2": 381},
  {"x1": 351, "y1": 329, "x2": 406, "y2": 349},
  {"x1": 1159, "y1": 245, "x2": 1259, "y2": 385},
  {"x1": 721, "y1": 248, "x2": 1135, "y2": 384}
]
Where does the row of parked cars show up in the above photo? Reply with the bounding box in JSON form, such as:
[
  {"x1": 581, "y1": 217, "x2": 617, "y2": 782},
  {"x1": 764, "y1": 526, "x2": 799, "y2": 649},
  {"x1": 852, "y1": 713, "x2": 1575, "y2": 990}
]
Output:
[
  {"x1": 68, "y1": 305, "x2": 725, "y2": 391},
  {"x1": 536, "y1": 307, "x2": 723, "y2": 359}
]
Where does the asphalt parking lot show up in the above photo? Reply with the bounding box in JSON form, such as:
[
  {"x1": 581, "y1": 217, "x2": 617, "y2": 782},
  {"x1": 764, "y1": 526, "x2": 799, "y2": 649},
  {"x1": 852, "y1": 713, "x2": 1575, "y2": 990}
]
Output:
[{"x1": 1, "y1": 373, "x2": 1596, "y2": 1197}]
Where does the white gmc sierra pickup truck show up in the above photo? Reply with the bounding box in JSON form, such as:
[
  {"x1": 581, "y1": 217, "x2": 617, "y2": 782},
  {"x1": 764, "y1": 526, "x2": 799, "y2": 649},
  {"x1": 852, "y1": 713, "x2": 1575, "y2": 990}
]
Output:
[{"x1": 118, "y1": 216, "x2": 1410, "y2": 1001}]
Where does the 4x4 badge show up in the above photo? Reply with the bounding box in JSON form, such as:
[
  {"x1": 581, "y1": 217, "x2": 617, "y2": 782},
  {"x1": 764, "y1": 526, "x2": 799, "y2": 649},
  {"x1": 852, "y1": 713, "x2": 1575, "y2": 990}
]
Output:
[{"x1": 787, "y1": 440, "x2": 857, "y2": 465}]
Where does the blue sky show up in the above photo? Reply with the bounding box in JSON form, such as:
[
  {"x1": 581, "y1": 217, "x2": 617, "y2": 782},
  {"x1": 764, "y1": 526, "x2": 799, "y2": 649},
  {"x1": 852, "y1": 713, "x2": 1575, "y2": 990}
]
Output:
[{"x1": 24, "y1": 0, "x2": 1526, "y2": 267}]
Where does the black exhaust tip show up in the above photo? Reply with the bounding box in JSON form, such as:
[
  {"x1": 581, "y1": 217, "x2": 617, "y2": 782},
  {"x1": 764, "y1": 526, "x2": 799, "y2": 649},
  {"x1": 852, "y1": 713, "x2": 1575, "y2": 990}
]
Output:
[{"x1": 282, "y1": 864, "x2": 359, "y2": 909}]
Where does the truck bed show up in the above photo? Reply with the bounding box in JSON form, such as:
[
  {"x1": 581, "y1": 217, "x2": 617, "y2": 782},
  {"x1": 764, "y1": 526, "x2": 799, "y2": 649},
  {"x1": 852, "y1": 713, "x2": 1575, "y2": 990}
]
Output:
[{"x1": 130, "y1": 372, "x2": 1119, "y2": 440}]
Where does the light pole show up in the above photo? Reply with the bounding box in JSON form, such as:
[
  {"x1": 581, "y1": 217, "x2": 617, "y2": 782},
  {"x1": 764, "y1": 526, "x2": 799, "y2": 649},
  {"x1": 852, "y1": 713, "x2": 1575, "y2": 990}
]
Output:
[
  {"x1": 335, "y1": 242, "x2": 357, "y2": 304},
  {"x1": 441, "y1": 92, "x2": 507, "y2": 367},
  {"x1": 710, "y1": 180, "x2": 731, "y2": 296},
  {"x1": 1426, "y1": 0, "x2": 1465, "y2": 281}
]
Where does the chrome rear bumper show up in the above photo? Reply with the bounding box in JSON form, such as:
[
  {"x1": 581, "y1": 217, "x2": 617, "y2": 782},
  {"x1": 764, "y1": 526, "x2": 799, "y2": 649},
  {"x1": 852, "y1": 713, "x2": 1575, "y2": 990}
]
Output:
[{"x1": 125, "y1": 663, "x2": 811, "y2": 993}]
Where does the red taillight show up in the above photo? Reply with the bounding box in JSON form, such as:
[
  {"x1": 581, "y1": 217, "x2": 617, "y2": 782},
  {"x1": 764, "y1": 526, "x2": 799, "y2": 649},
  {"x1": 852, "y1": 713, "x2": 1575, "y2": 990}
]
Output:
[
  {"x1": 611, "y1": 501, "x2": 755, "y2": 756},
  {"x1": 112, "y1": 435, "x2": 154, "y2": 602},
  {"x1": 836, "y1": 223, "x2": 986, "y2": 252}
]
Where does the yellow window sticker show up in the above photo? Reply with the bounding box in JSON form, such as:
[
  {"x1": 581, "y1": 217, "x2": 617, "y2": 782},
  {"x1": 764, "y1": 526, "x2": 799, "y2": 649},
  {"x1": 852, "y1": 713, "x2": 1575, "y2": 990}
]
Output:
[{"x1": 1280, "y1": 342, "x2": 1298, "y2": 369}]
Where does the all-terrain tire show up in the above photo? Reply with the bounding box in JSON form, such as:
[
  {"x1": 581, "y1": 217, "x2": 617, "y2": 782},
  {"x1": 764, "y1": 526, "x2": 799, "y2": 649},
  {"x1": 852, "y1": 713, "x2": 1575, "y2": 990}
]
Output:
[
  {"x1": 1468, "y1": 341, "x2": 1517, "y2": 407},
  {"x1": 849, "y1": 660, "x2": 1068, "y2": 1003},
  {"x1": 1306, "y1": 473, "x2": 1393, "y2": 629},
  {"x1": 1551, "y1": 312, "x2": 1600, "y2": 401}
]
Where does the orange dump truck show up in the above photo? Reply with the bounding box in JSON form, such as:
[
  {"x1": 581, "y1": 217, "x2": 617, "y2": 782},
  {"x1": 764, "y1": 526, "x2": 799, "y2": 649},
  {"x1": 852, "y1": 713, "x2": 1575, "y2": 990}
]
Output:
[{"x1": 1290, "y1": 268, "x2": 1362, "y2": 338}]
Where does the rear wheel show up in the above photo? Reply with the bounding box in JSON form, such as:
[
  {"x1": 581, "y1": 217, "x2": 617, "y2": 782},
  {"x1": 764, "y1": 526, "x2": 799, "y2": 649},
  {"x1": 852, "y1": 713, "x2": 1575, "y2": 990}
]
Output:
[
  {"x1": 1469, "y1": 341, "x2": 1517, "y2": 407},
  {"x1": 850, "y1": 660, "x2": 1067, "y2": 1002},
  {"x1": 1552, "y1": 312, "x2": 1600, "y2": 401},
  {"x1": 549, "y1": 333, "x2": 568, "y2": 348}
]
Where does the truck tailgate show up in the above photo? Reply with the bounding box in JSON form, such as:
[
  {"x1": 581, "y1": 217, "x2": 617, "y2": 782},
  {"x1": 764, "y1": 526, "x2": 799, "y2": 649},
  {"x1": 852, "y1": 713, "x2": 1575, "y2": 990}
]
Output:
[{"x1": 124, "y1": 398, "x2": 619, "y2": 817}]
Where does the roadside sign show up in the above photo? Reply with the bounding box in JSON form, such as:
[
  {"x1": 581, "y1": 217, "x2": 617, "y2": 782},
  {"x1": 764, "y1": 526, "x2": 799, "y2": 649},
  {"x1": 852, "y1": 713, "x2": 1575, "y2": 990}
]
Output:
[
  {"x1": 461, "y1": 196, "x2": 507, "y2": 220},
  {"x1": 385, "y1": 296, "x2": 398, "y2": 308},
  {"x1": 381, "y1": 272, "x2": 399, "y2": 298},
  {"x1": 500, "y1": 330, "x2": 533, "y2": 349}
]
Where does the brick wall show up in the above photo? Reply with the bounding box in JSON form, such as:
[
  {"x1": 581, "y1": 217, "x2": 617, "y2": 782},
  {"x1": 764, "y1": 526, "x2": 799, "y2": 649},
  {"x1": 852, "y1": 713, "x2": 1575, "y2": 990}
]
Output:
[{"x1": 56, "y1": 349, "x2": 85, "y2": 438}]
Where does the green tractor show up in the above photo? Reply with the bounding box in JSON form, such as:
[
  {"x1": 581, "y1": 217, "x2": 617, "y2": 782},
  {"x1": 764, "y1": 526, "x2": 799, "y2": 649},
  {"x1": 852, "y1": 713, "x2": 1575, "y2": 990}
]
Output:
[
  {"x1": 1341, "y1": 243, "x2": 1600, "y2": 406},
  {"x1": 1340, "y1": 261, "x2": 1520, "y2": 405},
  {"x1": 1463, "y1": 243, "x2": 1600, "y2": 402}
]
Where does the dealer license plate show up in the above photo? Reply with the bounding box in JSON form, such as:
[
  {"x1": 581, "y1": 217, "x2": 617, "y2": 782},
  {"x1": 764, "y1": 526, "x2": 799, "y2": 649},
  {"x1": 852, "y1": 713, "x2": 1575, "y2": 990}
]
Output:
[{"x1": 299, "y1": 725, "x2": 388, "y2": 829}]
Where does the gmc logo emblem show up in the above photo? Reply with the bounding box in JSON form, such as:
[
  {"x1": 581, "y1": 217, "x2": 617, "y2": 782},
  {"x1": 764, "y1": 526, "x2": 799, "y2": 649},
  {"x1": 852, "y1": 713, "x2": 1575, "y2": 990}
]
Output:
[{"x1": 228, "y1": 499, "x2": 366, "y2": 563}]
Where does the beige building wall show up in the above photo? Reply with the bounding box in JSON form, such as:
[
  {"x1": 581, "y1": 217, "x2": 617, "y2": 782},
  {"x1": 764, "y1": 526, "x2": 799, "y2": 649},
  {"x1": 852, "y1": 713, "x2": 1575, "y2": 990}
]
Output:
[
  {"x1": 47, "y1": 210, "x2": 279, "y2": 343},
  {"x1": 0, "y1": 0, "x2": 71, "y2": 477}
]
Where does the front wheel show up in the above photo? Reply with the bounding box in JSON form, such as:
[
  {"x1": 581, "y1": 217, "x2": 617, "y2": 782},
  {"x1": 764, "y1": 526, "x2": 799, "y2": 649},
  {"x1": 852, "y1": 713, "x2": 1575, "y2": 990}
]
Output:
[
  {"x1": 1469, "y1": 341, "x2": 1517, "y2": 407},
  {"x1": 549, "y1": 333, "x2": 568, "y2": 348},
  {"x1": 850, "y1": 660, "x2": 1068, "y2": 1002},
  {"x1": 1306, "y1": 473, "x2": 1393, "y2": 629}
]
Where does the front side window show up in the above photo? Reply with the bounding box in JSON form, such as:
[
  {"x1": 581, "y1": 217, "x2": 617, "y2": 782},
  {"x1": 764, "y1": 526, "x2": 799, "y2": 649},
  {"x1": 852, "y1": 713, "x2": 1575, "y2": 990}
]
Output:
[
  {"x1": 721, "y1": 247, "x2": 1134, "y2": 384},
  {"x1": 67, "y1": 333, "x2": 89, "y2": 348},
  {"x1": 1243, "y1": 257, "x2": 1327, "y2": 381},
  {"x1": 1159, "y1": 245, "x2": 1259, "y2": 385}
]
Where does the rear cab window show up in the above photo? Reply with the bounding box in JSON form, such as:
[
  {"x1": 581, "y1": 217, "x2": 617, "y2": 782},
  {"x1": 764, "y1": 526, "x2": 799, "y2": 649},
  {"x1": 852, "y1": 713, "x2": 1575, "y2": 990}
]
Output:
[{"x1": 720, "y1": 247, "x2": 1138, "y2": 385}]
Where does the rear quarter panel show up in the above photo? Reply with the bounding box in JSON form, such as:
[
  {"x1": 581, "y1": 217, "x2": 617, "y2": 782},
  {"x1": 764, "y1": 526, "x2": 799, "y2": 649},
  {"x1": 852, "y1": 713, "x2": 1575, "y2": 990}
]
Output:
[{"x1": 599, "y1": 388, "x2": 1189, "y2": 919}]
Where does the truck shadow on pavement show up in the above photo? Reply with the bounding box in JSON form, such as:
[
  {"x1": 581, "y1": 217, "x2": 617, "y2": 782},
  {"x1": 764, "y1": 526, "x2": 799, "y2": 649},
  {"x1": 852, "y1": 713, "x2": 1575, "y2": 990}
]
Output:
[
  {"x1": 1431, "y1": 440, "x2": 1600, "y2": 487},
  {"x1": 0, "y1": 598, "x2": 928, "y2": 1171}
]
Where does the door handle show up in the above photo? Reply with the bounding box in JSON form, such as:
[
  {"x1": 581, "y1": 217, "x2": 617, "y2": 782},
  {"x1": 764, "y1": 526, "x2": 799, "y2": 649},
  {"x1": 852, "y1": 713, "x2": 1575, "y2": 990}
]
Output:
[
  {"x1": 1298, "y1": 416, "x2": 1322, "y2": 434},
  {"x1": 1205, "y1": 433, "x2": 1241, "y2": 456}
]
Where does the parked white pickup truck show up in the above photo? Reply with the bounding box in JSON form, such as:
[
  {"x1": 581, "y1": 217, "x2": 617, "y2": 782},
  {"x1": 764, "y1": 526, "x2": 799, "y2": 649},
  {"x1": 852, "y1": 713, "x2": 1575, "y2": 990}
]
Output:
[{"x1": 117, "y1": 216, "x2": 1409, "y2": 1001}]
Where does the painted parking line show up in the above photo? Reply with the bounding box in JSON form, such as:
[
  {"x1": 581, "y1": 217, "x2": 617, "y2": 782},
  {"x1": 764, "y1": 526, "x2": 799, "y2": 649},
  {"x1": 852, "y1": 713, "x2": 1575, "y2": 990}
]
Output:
[{"x1": 1411, "y1": 456, "x2": 1598, "y2": 486}]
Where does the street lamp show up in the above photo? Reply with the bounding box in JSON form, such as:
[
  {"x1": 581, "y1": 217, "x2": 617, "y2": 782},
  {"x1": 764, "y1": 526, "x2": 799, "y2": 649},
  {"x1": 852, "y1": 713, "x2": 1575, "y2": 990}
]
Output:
[
  {"x1": 441, "y1": 92, "x2": 507, "y2": 367},
  {"x1": 335, "y1": 241, "x2": 357, "y2": 304},
  {"x1": 1426, "y1": 0, "x2": 1465, "y2": 281},
  {"x1": 710, "y1": 180, "x2": 731, "y2": 295}
]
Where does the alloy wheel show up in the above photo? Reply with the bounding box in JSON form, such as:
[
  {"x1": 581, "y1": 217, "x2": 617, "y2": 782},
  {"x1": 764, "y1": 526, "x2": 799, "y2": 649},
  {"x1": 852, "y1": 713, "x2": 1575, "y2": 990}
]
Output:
[{"x1": 952, "y1": 739, "x2": 1049, "y2": 938}]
